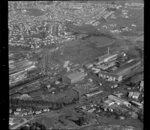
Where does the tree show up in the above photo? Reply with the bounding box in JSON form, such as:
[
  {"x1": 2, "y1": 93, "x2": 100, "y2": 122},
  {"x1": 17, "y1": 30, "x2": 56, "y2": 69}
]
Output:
[
  {"x1": 19, "y1": 126, "x2": 30, "y2": 130},
  {"x1": 19, "y1": 122, "x2": 47, "y2": 130}
]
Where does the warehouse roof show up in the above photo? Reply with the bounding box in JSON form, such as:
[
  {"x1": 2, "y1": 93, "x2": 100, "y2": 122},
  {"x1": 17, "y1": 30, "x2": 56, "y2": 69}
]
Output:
[
  {"x1": 9, "y1": 60, "x2": 35, "y2": 74},
  {"x1": 113, "y1": 59, "x2": 141, "y2": 76},
  {"x1": 67, "y1": 72, "x2": 86, "y2": 80},
  {"x1": 98, "y1": 53, "x2": 118, "y2": 62}
]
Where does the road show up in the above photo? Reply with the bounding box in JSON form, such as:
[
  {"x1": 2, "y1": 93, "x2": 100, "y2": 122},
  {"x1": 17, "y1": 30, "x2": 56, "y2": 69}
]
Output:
[{"x1": 10, "y1": 116, "x2": 34, "y2": 130}]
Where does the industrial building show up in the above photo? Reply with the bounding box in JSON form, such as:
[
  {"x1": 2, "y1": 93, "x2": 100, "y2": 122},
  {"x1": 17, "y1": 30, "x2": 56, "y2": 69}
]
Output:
[
  {"x1": 64, "y1": 71, "x2": 87, "y2": 84},
  {"x1": 9, "y1": 59, "x2": 38, "y2": 86},
  {"x1": 99, "y1": 59, "x2": 141, "y2": 82},
  {"x1": 96, "y1": 60, "x2": 116, "y2": 71},
  {"x1": 9, "y1": 71, "x2": 27, "y2": 85},
  {"x1": 9, "y1": 59, "x2": 36, "y2": 75},
  {"x1": 108, "y1": 95, "x2": 131, "y2": 107},
  {"x1": 97, "y1": 53, "x2": 118, "y2": 65},
  {"x1": 86, "y1": 51, "x2": 128, "y2": 75}
]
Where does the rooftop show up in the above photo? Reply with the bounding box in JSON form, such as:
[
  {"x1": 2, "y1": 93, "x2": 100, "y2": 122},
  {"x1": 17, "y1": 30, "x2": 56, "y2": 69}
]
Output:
[
  {"x1": 129, "y1": 92, "x2": 141, "y2": 98},
  {"x1": 98, "y1": 53, "x2": 118, "y2": 62},
  {"x1": 113, "y1": 59, "x2": 141, "y2": 76},
  {"x1": 67, "y1": 71, "x2": 87, "y2": 80},
  {"x1": 9, "y1": 60, "x2": 35, "y2": 74}
]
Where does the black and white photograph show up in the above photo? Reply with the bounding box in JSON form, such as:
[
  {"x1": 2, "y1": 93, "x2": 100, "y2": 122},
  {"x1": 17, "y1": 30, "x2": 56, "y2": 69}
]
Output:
[{"x1": 8, "y1": 1, "x2": 144, "y2": 130}]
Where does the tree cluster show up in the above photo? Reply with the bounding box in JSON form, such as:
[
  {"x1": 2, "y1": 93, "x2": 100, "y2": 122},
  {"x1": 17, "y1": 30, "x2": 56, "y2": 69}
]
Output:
[
  {"x1": 10, "y1": 89, "x2": 79, "y2": 110},
  {"x1": 19, "y1": 122, "x2": 46, "y2": 130}
]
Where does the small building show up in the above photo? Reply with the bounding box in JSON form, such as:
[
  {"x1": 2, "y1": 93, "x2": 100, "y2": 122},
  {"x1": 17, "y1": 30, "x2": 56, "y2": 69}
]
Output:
[
  {"x1": 92, "y1": 68, "x2": 100, "y2": 73},
  {"x1": 9, "y1": 118, "x2": 15, "y2": 126},
  {"x1": 108, "y1": 95, "x2": 131, "y2": 107},
  {"x1": 9, "y1": 109, "x2": 12, "y2": 114},
  {"x1": 114, "y1": 93, "x2": 123, "y2": 98},
  {"x1": 128, "y1": 92, "x2": 141, "y2": 100},
  {"x1": 140, "y1": 81, "x2": 144, "y2": 87},
  {"x1": 16, "y1": 108, "x2": 21, "y2": 112},
  {"x1": 81, "y1": 106, "x2": 87, "y2": 110},
  {"x1": 35, "y1": 110, "x2": 42, "y2": 115},
  {"x1": 19, "y1": 94, "x2": 31, "y2": 100},
  {"x1": 140, "y1": 81, "x2": 144, "y2": 91},
  {"x1": 85, "y1": 90, "x2": 103, "y2": 98},
  {"x1": 104, "y1": 99, "x2": 115, "y2": 106},
  {"x1": 111, "y1": 84, "x2": 118, "y2": 89},
  {"x1": 130, "y1": 100, "x2": 143, "y2": 109},
  {"x1": 102, "y1": 102, "x2": 116, "y2": 112},
  {"x1": 87, "y1": 108, "x2": 96, "y2": 113},
  {"x1": 14, "y1": 112, "x2": 19, "y2": 116},
  {"x1": 23, "y1": 112, "x2": 28, "y2": 116},
  {"x1": 85, "y1": 63, "x2": 93, "y2": 69},
  {"x1": 27, "y1": 111, "x2": 33, "y2": 115},
  {"x1": 64, "y1": 71, "x2": 87, "y2": 84},
  {"x1": 43, "y1": 109, "x2": 49, "y2": 112}
]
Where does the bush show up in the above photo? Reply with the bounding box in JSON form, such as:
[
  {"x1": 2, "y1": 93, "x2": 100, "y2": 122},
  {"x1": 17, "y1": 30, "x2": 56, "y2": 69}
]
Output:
[{"x1": 19, "y1": 122, "x2": 46, "y2": 130}]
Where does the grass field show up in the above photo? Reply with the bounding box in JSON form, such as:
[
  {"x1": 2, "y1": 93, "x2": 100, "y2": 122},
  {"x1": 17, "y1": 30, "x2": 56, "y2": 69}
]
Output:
[{"x1": 57, "y1": 35, "x2": 123, "y2": 65}]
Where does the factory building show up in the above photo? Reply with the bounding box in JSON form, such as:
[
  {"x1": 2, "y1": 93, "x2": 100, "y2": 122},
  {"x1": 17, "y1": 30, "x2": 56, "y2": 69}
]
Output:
[
  {"x1": 9, "y1": 59, "x2": 38, "y2": 86},
  {"x1": 9, "y1": 59, "x2": 35, "y2": 75},
  {"x1": 99, "y1": 59, "x2": 141, "y2": 82},
  {"x1": 97, "y1": 53, "x2": 118, "y2": 65},
  {"x1": 64, "y1": 71, "x2": 87, "y2": 84},
  {"x1": 108, "y1": 95, "x2": 131, "y2": 107},
  {"x1": 93, "y1": 51, "x2": 127, "y2": 71},
  {"x1": 9, "y1": 71, "x2": 27, "y2": 85},
  {"x1": 99, "y1": 71, "x2": 122, "y2": 82},
  {"x1": 96, "y1": 60, "x2": 116, "y2": 70}
]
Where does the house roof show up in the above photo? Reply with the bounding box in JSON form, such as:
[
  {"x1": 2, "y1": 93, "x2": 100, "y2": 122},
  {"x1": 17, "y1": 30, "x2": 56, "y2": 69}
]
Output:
[{"x1": 129, "y1": 92, "x2": 140, "y2": 97}]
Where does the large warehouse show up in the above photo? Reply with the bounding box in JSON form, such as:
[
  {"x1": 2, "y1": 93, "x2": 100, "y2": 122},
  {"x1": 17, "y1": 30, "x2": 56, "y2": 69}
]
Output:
[
  {"x1": 99, "y1": 59, "x2": 141, "y2": 82},
  {"x1": 64, "y1": 71, "x2": 87, "y2": 84}
]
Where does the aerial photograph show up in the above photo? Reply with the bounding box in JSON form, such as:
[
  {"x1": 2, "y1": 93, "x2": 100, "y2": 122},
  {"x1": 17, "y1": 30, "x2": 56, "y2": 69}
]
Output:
[{"x1": 9, "y1": 1, "x2": 144, "y2": 130}]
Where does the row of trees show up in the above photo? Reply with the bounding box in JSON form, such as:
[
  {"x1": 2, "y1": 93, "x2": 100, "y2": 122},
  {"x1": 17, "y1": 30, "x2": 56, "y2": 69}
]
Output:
[
  {"x1": 10, "y1": 99, "x2": 62, "y2": 110},
  {"x1": 10, "y1": 89, "x2": 79, "y2": 110}
]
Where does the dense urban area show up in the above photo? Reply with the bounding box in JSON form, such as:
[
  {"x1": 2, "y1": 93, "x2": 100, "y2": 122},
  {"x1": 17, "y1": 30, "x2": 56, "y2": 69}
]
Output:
[{"x1": 9, "y1": 1, "x2": 144, "y2": 130}]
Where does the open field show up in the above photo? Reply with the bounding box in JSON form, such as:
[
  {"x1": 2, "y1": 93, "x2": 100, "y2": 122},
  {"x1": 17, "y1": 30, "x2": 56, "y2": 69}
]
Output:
[{"x1": 49, "y1": 35, "x2": 125, "y2": 66}]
